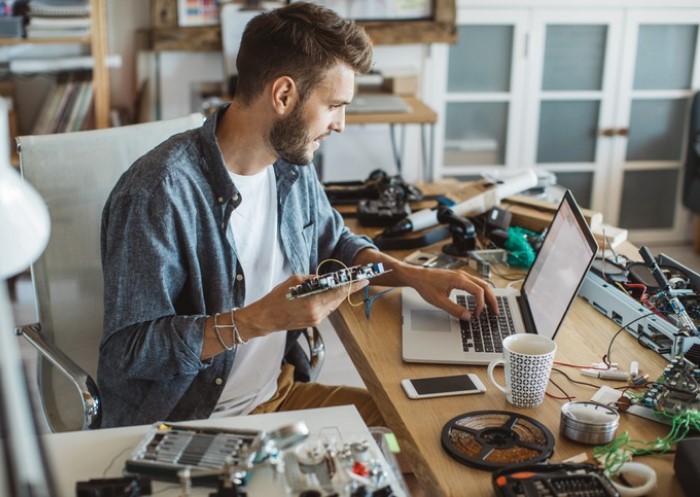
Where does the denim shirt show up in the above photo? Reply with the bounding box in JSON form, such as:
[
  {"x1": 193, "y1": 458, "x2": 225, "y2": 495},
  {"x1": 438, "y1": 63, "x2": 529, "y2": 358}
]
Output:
[{"x1": 97, "y1": 105, "x2": 376, "y2": 428}]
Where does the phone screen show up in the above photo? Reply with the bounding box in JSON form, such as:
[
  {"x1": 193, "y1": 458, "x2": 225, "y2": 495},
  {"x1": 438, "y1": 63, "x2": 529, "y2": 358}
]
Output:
[{"x1": 410, "y1": 374, "x2": 478, "y2": 395}]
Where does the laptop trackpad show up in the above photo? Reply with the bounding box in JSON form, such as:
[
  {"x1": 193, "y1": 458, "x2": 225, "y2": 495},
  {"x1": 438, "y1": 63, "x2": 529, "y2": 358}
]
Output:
[{"x1": 411, "y1": 310, "x2": 451, "y2": 332}]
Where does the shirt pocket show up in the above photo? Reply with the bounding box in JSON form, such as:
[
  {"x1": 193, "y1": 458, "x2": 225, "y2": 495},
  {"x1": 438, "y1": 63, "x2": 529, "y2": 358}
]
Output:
[{"x1": 301, "y1": 220, "x2": 316, "y2": 269}]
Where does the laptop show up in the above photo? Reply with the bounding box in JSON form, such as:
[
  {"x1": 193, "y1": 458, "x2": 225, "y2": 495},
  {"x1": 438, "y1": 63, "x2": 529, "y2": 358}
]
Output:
[
  {"x1": 346, "y1": 94, "x2": 412, "y2": 114},
  {"x1": 401, "y1": 190, "x2": 598, "y2": 365}
]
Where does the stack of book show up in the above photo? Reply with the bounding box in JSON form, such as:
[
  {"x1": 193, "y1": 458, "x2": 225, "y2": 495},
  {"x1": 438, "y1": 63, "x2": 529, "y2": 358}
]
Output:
[
  {"x1": 26, "y1": 0, "x2": 91, "y2": 39},
  {"x1": 32, "y1": 72, "x2": 94, "y2": 134}
]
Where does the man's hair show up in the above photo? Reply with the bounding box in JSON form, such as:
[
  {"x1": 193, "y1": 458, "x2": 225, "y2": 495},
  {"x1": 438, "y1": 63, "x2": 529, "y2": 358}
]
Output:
[{"x1": 235, "y1": 1, "x2": 373, "y2": 105}]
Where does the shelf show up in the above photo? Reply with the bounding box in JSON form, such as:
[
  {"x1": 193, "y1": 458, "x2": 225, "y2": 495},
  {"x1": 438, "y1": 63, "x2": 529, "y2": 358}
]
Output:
[
  {"x1": 4, "y1": 0, "x2": 111, "y2": 130},
  {"x1": 149, "y1": 0, "x2": 457, "y2": 51},
  {"x1": 0, "y1": 36, "x2": 92, "y2": 45}
]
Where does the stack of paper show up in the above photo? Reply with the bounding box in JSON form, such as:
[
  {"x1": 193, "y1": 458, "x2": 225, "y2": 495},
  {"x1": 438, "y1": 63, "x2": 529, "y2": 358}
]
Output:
[{"x1": 26, "y1": 0, "x2": 91, "y2": 39}]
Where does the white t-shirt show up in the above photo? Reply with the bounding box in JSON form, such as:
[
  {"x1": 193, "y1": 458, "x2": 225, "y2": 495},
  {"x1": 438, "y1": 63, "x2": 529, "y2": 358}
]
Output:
[{"x1": 212, "y1": 165, "x2": 292, "y2": 417}]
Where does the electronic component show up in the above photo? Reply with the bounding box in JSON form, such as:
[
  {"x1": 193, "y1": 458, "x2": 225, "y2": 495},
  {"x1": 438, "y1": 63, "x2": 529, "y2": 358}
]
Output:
[
  {"x1": 579, "y1": 252, "x2": 700, "y2": 361},
  {"x1": 627, "y1": 356, "x2": 700, "y2": 423},
  {"x1": 286, "y1": 263, "x2": 389, "y2": 299},
  {"x1": 484, "y1": 206, "x2": 512, "y2": 233},
  {"x1": 357, "y1": 198, "x2": 411, "y2": 227},
  {"x1": 404, "y1": 250, "x2": 463, "y2": 269},
  {"x1": 323, "y1": 169, "x2": 422, "y2": 205},
  {"x1": 467, "y1": 249, "x2": 508, "y2": 278},
  {"x1": 493, "y1": 463, "x2": 620, "y2": 497},
  {"x1": 437, "y1": 205, "x2": 477, "y2": 256},
  {"x1": 125, "y1": 423, "x2": 264, "y2": 482},
  {"x1": 76, "y1": 477, "x2": 152, "y2": 497},
  {"x1": 281, "y1": 428, "x2": 407, "y2": 496},
  {"x1": 639, "y1": 246, "x2": 697, "y2": 335}
]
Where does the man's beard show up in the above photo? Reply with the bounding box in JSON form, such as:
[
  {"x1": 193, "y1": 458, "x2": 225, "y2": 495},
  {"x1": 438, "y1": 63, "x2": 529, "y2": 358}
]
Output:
[{"x1": 269, "y1": 103, "x2": 317, "y2": 165}]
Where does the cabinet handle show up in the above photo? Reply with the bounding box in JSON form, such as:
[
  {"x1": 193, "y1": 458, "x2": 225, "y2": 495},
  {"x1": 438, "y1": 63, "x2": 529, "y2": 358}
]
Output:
[{"x1": 600, "y1": 128, "x2": 629, "y2": 137}]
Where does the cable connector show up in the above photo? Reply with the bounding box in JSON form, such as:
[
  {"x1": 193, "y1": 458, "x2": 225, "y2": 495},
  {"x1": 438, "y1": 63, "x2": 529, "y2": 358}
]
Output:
[{"x1": 581, "y1": 369, "x2": 630, "y2": 381}]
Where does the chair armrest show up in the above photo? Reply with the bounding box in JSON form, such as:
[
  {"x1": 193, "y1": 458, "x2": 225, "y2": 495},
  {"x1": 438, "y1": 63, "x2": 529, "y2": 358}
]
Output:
[
  {"x1": 15, "y1": 323, "x2": 101, "y2": 430},
  {"x1": 303, "y1": 326, "x2": 326, "y2": 382}
]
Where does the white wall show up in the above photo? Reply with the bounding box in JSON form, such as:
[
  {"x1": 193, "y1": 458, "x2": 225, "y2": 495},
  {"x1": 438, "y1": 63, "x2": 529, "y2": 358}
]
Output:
[{"x1": 106, "y1": 0, "x2": 150, "y2": 113}]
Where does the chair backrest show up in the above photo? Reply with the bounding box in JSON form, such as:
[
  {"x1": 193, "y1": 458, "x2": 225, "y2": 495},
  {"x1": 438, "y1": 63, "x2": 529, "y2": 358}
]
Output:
[{"x1": 17, "y1": 114, "x2": 204, "y2": 432}]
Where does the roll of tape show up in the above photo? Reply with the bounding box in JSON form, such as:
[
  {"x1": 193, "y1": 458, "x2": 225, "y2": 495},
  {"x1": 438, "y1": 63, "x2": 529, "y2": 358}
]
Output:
[{"x1": 611, "y1": 462, "x2": 657, "y2": 497}]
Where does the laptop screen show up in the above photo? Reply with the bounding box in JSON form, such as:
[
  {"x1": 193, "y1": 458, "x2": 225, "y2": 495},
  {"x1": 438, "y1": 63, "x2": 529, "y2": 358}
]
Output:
[{"x1": 521, "y1": 191, "x2": 598, "y2": 340}]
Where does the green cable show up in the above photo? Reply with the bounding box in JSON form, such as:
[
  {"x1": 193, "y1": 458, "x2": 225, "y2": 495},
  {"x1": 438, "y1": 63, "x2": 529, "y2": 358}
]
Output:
[{"x1": 593, "y1": 409, "x2": 700, "y2": 473}]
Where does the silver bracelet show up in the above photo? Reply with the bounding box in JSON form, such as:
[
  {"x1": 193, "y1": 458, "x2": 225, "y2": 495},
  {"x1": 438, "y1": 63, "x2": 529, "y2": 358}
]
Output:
[
  {"x1": 230, "y1": 307, "x2": 247, "y2": 345},
  {"x1": 213, "y1": 312, "x2": 234, "y2": 351}
]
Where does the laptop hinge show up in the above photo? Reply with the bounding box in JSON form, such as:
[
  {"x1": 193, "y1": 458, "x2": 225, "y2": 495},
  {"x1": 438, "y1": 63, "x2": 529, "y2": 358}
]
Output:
[{"x1": 517, "y1": 295, "x2": 537, "y2": 335}]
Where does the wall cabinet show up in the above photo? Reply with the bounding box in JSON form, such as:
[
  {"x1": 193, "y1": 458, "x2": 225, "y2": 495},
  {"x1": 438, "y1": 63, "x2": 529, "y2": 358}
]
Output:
[{"x1": 433, "y1": 2, "x2": 700, "y2": 243}]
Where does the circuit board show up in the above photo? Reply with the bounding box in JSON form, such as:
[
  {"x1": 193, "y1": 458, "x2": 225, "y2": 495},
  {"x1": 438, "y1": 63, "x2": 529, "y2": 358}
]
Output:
[
  {"x1": 125, "y1": 423, "x2": 263, "y2": 481},
  {"x1": 286, "y1": 262, "x2": 389, "y2": 299},
  {"x1": 578, "y1": 252, "x2": 700, "y2": 361},
  {"x1": 626, "y1": 356, "x2": 700, "y2": 424}
]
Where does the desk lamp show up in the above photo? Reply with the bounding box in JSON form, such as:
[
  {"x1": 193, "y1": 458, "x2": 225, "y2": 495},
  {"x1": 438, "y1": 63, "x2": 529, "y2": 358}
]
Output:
[{"x1": 0, "y1": 97, "x2": 54, "y2": 496}]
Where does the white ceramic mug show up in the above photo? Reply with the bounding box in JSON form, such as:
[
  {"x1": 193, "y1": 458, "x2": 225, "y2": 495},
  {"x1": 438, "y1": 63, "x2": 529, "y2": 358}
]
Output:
[{"x1": 487, "y1": 334, "x2": 557, "y2": 408}]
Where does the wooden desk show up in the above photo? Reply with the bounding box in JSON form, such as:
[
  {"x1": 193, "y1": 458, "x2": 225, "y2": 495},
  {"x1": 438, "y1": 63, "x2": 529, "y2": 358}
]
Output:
[
  {"x1": 345, "y1": 95, "x2": 438, "y2": 182},
  {"x1": 330, "y1": 225, "x2": 683, "y2": 497}
]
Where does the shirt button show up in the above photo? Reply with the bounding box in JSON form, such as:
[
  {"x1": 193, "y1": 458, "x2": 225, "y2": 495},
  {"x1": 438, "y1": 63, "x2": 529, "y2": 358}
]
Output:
[
  {"x1": 217, "y1": 196, "x2": 224, "y2": 203},
  {"x1": 215, "y1": 378, "x2": 223, "y2": 386},
  {"x1": 236, "y1": 274, "x2": 243, "y2": 282},
  {"x1": 232, "y1": 194, "x2": 239, "y2": 202}
]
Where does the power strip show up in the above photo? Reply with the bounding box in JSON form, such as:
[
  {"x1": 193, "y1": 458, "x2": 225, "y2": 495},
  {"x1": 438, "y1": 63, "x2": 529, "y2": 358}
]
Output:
[{"x1": 286, "y1": 262, "x2": 389, "y2": 299}]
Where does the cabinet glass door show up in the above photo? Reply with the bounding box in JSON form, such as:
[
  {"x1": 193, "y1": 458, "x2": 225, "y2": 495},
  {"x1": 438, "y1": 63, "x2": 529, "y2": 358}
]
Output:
[
  {"x1": 433, "y1": 9, "x2": 528, "y2": 179},
  {"x1": 610, "y1": 11, "x2": 700, "y2": 243},
  {"x1": 523, "y1": 10, "x2": 624, "y2": 210}
]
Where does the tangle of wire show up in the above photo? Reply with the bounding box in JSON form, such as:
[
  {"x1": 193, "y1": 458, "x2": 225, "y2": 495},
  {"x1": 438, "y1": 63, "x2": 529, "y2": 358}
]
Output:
[
  {"x1": 603, "y1": 310, "x2": 672, "y2": 368},
  {"x1": 315, "y1": 258, "x2": 395, "y2": 317},
  {"x1": 593, "y1": 409, "x2": 700, "y2": 474}
]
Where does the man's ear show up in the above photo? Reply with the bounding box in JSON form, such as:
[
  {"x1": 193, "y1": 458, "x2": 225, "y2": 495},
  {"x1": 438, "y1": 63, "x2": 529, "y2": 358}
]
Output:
[{"x1": 271, "y1": 76, "x2": 298, "y2": 115}]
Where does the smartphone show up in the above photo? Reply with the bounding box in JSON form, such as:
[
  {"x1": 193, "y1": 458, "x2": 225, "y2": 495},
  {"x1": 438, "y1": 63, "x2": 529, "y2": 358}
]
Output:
[{"x1": 401, "y1": 373, "x2": 486, "y2": 399}]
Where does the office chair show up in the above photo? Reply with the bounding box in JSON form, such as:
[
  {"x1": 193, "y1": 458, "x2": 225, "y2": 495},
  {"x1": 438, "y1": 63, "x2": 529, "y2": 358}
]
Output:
[
  {"x1": 15, "y1": 114, "x2": 204, "y2": 432},
  {"x1": 15, "y1": 113, "x2": 325, "y2": 432}
]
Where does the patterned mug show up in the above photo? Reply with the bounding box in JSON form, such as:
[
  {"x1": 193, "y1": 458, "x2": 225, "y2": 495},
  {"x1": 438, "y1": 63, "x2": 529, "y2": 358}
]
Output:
[{"x1": 487, "y1": 334, "x2": 557, "y2": 408}]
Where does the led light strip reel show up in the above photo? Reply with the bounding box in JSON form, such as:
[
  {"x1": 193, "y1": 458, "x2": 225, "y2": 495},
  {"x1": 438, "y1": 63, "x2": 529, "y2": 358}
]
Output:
[{"x1": 441, "y1": 410, "x2": 555, "y2": 471}]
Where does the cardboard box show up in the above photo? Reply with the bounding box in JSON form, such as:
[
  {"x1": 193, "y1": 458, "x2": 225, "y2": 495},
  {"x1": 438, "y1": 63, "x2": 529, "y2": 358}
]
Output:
[
  {"x1": 381, "y1": 74, "x2": 419, "y2": 96},
  {"x1": 501, "y1": 195, "x2": 603, "y2": 233}
]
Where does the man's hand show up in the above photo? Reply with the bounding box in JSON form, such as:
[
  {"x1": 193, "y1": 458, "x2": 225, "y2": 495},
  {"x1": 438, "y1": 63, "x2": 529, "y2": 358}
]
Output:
[
  {"x1": 237, "y1": 274, "x2": 370, "y2": 338},
  {"x1": 352, "y1": 248, "x2": 498, "y2": 321},
  {"x1": 408, "y1": 266, "x2": 498, "y2": 321}
]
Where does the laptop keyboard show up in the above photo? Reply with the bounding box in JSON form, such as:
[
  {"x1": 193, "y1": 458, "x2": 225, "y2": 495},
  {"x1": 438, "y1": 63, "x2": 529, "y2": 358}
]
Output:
[{"x1": 457, "y1": 295, "x2": 515, "y2": 353}]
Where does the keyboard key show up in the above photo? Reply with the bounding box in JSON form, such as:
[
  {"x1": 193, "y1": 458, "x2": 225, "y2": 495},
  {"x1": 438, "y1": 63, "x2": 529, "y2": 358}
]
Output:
[{"x1": 457, "y1": 294, "x2": 516, "y2": 353}]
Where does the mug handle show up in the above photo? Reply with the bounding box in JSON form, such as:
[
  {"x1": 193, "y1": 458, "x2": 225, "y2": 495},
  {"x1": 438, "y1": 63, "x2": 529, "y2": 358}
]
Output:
[{"x1": 487, "y1": 358, "x2": 509, "y2": 394}]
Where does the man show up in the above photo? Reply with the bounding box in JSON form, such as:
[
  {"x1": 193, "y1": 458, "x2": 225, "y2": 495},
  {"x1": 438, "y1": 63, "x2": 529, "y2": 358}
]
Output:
[{"x1": 98, "y1": 2, "x2": 496, "y2": 428}]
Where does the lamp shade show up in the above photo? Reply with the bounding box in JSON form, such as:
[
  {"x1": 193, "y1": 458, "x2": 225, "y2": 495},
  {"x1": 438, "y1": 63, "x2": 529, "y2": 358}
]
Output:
[{"x1": 0, "y1": 98, "x2": 50, "y2": 279}]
